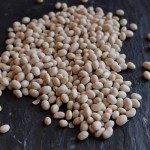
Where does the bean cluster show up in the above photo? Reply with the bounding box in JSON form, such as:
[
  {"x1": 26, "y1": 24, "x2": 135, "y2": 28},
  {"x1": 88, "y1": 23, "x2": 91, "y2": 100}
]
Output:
[{"x1": 0, "y1": 3, "x2": 141, "y2": 139}]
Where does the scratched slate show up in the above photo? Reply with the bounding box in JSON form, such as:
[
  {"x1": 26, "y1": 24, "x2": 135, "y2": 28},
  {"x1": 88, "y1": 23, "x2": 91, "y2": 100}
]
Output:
[{"x1": 0, "y1": 0, "x2": 150, "y2": 150}]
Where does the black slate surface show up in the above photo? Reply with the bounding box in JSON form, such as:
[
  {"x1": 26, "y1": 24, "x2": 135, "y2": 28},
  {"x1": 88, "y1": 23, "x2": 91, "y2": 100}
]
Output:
[{"x1": 0, "y1": 0, "x2": 150, "y2": 150}]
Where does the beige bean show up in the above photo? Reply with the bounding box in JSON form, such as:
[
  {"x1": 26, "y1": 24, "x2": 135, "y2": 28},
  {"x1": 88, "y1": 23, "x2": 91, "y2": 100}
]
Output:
[
  {"x1": 112, "y1": 111, "x2": 120, "y2": 119},
  {"x1": 91, "y1": 121, "x2": 101, "y2": 131},
  {"x1": 31, "y1": 67, "x2": 40, "y2": 76},
  {"x1": 54, "y1": 112, "x2": 65, "y2": 119},
  {"x1": 117, "y1": 91, "x2": 127, "y2": 98},
  {"x1": 102, "y1": 113, "x2": 111, "y2": 122},
  {"x1": 78, "y1": 94, "x2": 88, "y2": 104},
  {"x1": 59, "y1": 120, "x2": 68, "y2": 127},
  {"x1": 81, "y1": 77, "x2": 90, "y2": 85},
  {"x1": 69, "y1": 43, "x2": 79, "y2": 52},
  {"x1": 118, "y1": 107, "x2": 126, "y2": 114},
  {"x1": 66, "y1": 110, "x2": 72, "y2": 120},
  {"x1": 124, "y1": 98, "x2": 133, "y2": 110},
  {"x1": 143, "y1": 61, "x2": 150, "y2": 70},
  {"x1": 13, "y1": 90, "x2": 22, "y2": 98},
  {"x1": 41, "y1": 100, "x2": 50, "y2": 110},
  {"x1": 30, "y1": 81, "x2": 40, "y2": 90},
  {"x1": 22, "y1": 17, "x2": 30, "y2": 24},
  {"x1": 126, "y1": 108, "x2": 136, "y2": 118},
  {"x1": 56, "y1": 84, "x2": 68, "y2": 95},
  {"x1": 116, "y1": 115, "x2": 128, "y2": 126},
  {"x1": 131, "y1": 93, "x2": 142, "y2": 100},
  {"x1": 51, "y1": 104, "x2": 59, "y2": 113},
  {"x1": 116, "y1": 9, "x2": 125, "y2": 16},
  {"x1": 0, "y1": 124, "x2": 10, "y2": 133},
  {"x1": 95, "y1": 127, "x2": 105, "y2": 138},
  {"x1": 22, "y1": 88, "x2": 29, "y2": 96},
  {"x1": 0, "y1": 77, "x2": 9, "y2": 86},
  {"x1": 73, "y1": 117, "x2": 82, "y2": 125},
  {"x1": 44, "y1": 117, "x2": 51, "y2": 126},
  {"x1": 117, "y1": 98, "x2": 124, "y2": 107},
  {"x1": 86, "y1": 90, "x2": 96, "y2": 99},
  {"x1": 131, "y1": 99, "x2": 140, "y2": 108},
  {"x1": 91, "y1": 113, "x2": 101, "y2": 121},
  {"x1": 87, "y1": 116, "x2": 94, "y2": 124},
  {"x1": 21, "y1": 80, "x2": 29, "y2": 88},
  {"x1": 29, "y1": 89, "x2": 39, "y2": 97},
  {"x1": 92, "y1": 82, "x2": 103, "y2": 90},
  {"x1": 127, "y1": 62, "x2": 136, "y2": 69},
  {"x1": 40, "y1": 86, "x2": 51, "y2": 94},
  {"x1": 77, "y1": 131, "x2": 89, "y2": 140},
  {"x1": 102, "y1": 127, "x2": 113, "y2": 139},
  {"x1": 107, "y1": 94, "x2": 117, "y2": 104},
  {"x1": 104, "y1": 120, "x2": 115, "y2": 128},
  {"x1": 126, "y1": 30, "x2": 134, "y2": 38},
  {"x1": 83, "y1": 107, "x2": 92, "y2": 118},
  {"x1": 91, "y1": 102, "x2": 106, "y2": 112},
  {"x1": 80, "y1": 121, "x2": 88, "y2": 131},
  {"x1": 130, "y1": 23, "x2": 138, "y2": 31},
  {"x1": 61, "y1": 94, "x2": 69, "y2": 103},
  {"x1": 120, "y1": 19, "x2": 127, "y2": 26},
  {"x1": 78, "y1": 70, "x2": 89, "y2": 78},
  {"x1": 143, "y1": 71, "x2": 150, "y2": 80},
  {"x1": 10, "y1": 80, "x2": 21, "y2": 89},
  {"x1": 120, "y1": 84, "x2": 130, "y2": 92},
  {"x1": 55, "y1": 2, "x2": 62, "y2": 9},
  {"x1": 70, "y1": 88, "x2": 78, "y2": 99}
]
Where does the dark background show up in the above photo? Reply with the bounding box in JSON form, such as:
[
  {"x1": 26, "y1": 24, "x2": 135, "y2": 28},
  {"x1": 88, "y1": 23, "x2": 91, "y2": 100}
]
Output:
[{"x1": 0, "y1": 0, "x2": 150, "y2": 150}]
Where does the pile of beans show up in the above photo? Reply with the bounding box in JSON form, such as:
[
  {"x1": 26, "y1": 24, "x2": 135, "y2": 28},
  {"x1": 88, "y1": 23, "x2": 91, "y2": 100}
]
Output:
[{"x1": 0, "y1": 3, "x2": 142, "y2": 139}]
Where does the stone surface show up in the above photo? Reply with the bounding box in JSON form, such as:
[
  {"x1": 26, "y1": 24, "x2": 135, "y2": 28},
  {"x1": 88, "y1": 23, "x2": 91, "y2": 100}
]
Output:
[{"x1": 0, "y1": 0, "x2": 150, "y2": 150}]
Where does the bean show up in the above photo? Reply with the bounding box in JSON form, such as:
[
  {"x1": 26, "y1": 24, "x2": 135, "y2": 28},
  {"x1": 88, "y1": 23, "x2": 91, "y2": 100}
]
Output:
[
  {"x1": 80, "y1": 121, "x2": 88, "y2": 131},
  {"x1": 91, "y1": 121, "x2": 101, "y2": 131},
  {"x1": 102, "y1": 127, "x2": 113, "y2": 139},
  {"x1": 116, "y1": 9, "x2": 125, "y2": 16},
  {"x1": 77, "y1": 131, "x2": 89, "y2": 140},
  {"x1": 126, "y1": 108, "x2": 136, "y2": 118},
  {"x1": 143, "y1": 71, "x2": 150, "y2": 80},
  {"x1": 41, "y1": 100, "x2": 50, "y2": 110},
  {"x1": 51, "y1": 104, "x2": 59, "y2": 113},
  {"x1": 95, "y1": 127, "x2": 105, "y2": 138},
  {"x1": 104, "y1": 120, "x2": 115, "y2": 128},
  {"x1": 59, "y1": 120, "x2": 68, "y2": 127},
  {"x1": 54, "y1": 112, "x2": 65, "y2": 119},
  {"x1": 22, "y1": 17, "x2": 30, "y2": 24},
  {"x1": 0, "y1": 124, "x2": 10, "y2": 133},
  {"x1": 131, "y1": 99, "x2": 140, "y2": 108},
  {"x1": 130, "y1": 23, "x2": 138, "y2": 31},
  {"x1": 131, "y1": 93, "x2": 142, "y2": 100},
  {"x1": 107, "y1": 94, "x2": 117, "y2": 104},
  {"x1": 13, "y1": 90, "x2": 22, "y2": 98},
  {"x1": 116, "y1": 115, "x2": 128, "y2": 126},
  {"x1": 10, "y1": 80, "x2": 21, "y2": 89},
  {"x1": 44, "y1": 117, "x2": 51, "y2": 126},
  {"x1": 66, "y1": 110, "x2": 72, "y2": 120},
  {"x1": 127, "y1": 62, "x2": 136, "y2": 69}
]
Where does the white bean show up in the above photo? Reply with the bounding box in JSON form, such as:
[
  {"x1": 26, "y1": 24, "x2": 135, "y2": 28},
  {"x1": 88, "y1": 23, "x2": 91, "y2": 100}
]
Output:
[
  {"x1": 102, "y1": 127, "x2": 113, "y2": 139},
  {"x1": 0, "y1": 124, "x2": 10, "y2": 133},
  {"x1": 116, "y1": 115, "x2": 128, "y2": 126},
  {"x1": 77, "y1": 131, "x2": 89, "y2": 140}
]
